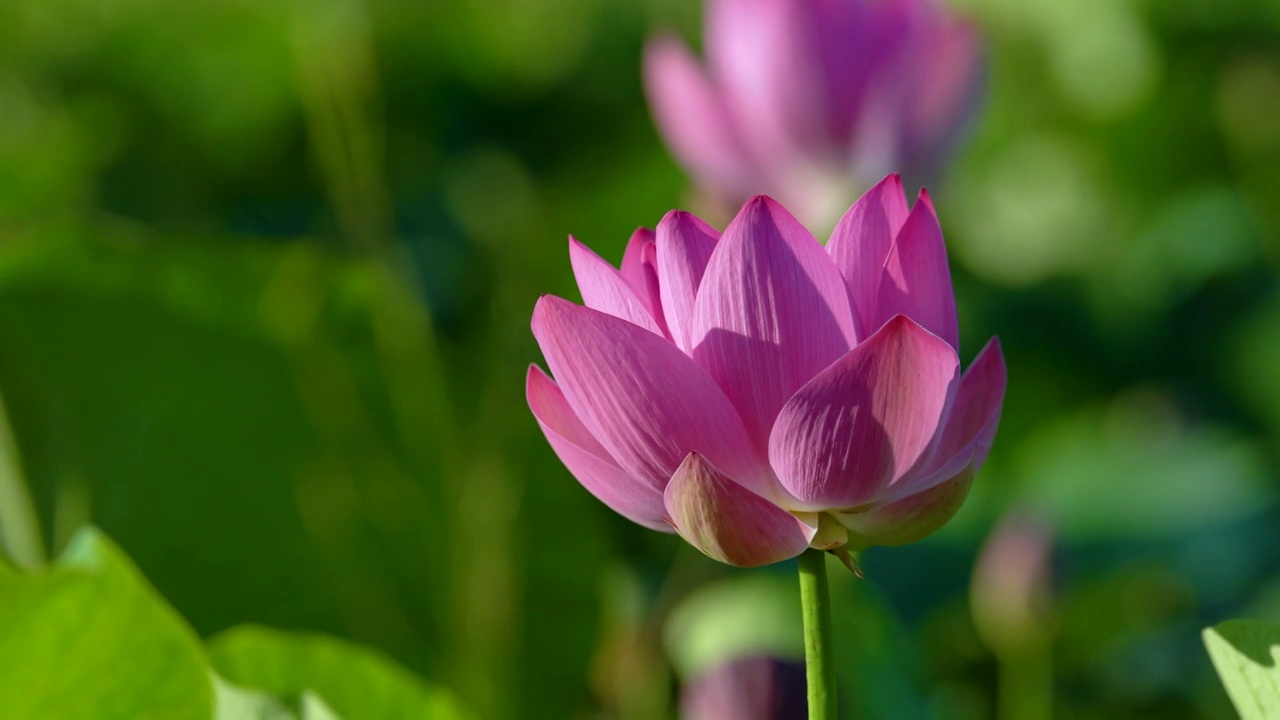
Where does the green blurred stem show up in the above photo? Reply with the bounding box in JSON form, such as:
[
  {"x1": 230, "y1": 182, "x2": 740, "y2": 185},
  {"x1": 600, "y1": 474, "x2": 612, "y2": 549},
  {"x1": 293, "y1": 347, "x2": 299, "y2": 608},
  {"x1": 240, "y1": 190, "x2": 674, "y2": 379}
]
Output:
[
  {"x1": 0, "y1": 389, "x2": 44, "y2": 568},
  {"x1": 799, "y1": 549, "x2": 837, "y2": 720},
  {"x1": 998, "y1": 641, "x2": 1053, "y2": 720}
]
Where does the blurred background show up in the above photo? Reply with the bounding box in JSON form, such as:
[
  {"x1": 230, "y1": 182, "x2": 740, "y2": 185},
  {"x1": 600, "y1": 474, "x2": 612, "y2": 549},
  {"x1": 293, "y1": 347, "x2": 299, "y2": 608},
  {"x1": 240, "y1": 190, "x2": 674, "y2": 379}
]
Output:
[{"x1": 0, "y1": 0, "x2": 1278, "y2": 717}]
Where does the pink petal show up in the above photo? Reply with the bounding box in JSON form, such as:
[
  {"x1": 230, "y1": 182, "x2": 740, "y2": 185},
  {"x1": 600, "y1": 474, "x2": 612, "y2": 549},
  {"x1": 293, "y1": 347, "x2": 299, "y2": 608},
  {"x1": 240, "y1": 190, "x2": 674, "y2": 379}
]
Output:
[
  {"x1": 531, "y1": 296, "x2": 770, "y2": 498},
  {"x1": 805, "y1": 0, "x2": 877, "y2": 145},
  {"x1": 656, "y1": 209, "x2": 720, "y2": 353},
  {"x1": 889, "y1": 336, "x2": 1005, "y2": 501},
  {"x1": 826, "y1": 174, "x2": 910, "y2": 335},
  {"x1": 706, "y1": 0, "x2": 830, "y2": 172},
  {"x1": 619, "y1": 228, "x2": 666, "y2": 330},
  {"x1": 902, "y1": 18, "x2": 985, "y2": 178},
  {"x1": 837, "y1": 463, "x2": 976, "y2": 549},
  {"x1": 527, "y1": 366, "x2": 671, "y2": 532},
  {"x1": 569, "y1": 236, "x2": 664, "y2": 336},
  {"x1": 841, "y1": 0, "x2": 918, "y2": 176},
  {"x1": 643, "y1": 35, "x2": 760, "y2": 201},
  {"x1": 768, "y1": 315, "x2": 959, "y2": 510},
  {"x1": 691, "y1": 196, "x2": 858, "y2": 450},
  {"x1": 663, "y1": 452, "x2": 814, "y2": 567},
  {"x1": 870, "y1": 189, "x2": 959, "y2": 349}
]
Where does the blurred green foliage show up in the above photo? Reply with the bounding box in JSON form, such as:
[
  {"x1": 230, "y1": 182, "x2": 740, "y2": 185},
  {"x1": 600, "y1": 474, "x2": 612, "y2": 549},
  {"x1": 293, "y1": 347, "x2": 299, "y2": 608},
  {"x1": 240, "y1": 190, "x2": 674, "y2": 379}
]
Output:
[
  {"x1": 0, "y1": 528, "x2": 468, "y2": 719},
  {"x1": 0, "y1": 0, "x2": 1277, "y2": 717}
]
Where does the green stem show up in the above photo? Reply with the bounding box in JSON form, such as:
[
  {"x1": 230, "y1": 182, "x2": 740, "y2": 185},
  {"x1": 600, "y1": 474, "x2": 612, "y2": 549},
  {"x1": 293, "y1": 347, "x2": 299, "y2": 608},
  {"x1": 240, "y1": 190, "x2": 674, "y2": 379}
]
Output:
[
  {"x1": 799, "y1": 549, "x2": 837, "y2": 720},
  {"x1": 997, "y1": 641, "x2": 1053, "y2": 720}
]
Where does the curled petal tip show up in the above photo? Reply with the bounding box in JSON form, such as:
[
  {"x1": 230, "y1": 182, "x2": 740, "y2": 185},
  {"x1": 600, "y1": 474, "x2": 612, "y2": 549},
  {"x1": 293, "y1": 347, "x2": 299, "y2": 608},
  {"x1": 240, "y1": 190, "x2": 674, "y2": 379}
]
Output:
[
  {"x1": 660, "y1": 208, "x2": 691, "y2": 225},
  {"x1": 524, "y1": 363, "x2": 543, "y2": 382},
  {"x1": 532, "y1": 293, "x2": 565, "y2": 314},
  {"x1": 743, "y1": 194, "x2": 782, "y2": 212},
  {"x1": 915, "y1": 187, "x2": 936, "y2": 212}
]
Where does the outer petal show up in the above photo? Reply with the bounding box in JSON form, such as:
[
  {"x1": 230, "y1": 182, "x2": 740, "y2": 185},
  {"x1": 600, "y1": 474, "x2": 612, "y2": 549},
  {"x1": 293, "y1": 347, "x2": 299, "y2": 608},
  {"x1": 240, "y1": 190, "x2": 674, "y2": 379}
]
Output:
[
  {"x1": 663, "y1": 453, "x2": 814, "y2": 568},
  {"x1": 531, "y1": 296, "x2": 770, "y2": 498},
  {"x1": 888, "y1": 336, "x2": 1006, "y2": 501},
  {"x1": 619, "y1": 228, "x2": 666, "y2": 330},
  {"x1": 691, "y1": 196, "x2": 858, "y2": 449},
  {"x1": 934, "y1": 336, "x2": 1006, "y2": 469},
  {"x1": 656, "y1": 210, "x2": 720, "y2": 353},
  {"x1": 527, "y1": 366, "x2": 671, "y2": 532},
  {"x1": 569, "y1": 236, "x2": 664, "y2": 335},
  {"x1": 870, "y1": 190, "x2": 960, "y2": 349},
  {"x1": 643, "y1": 35, "x2": 760, "y2": 201},
  {"x1": 826, "y1": 174, "x2": 910, "y2": 335},
  {"x1": 768, "y1": 315, "x2": 959, "y2": 510},
  {"x1": 838, "y1": 463, "x2": 975, "y2": 549}
]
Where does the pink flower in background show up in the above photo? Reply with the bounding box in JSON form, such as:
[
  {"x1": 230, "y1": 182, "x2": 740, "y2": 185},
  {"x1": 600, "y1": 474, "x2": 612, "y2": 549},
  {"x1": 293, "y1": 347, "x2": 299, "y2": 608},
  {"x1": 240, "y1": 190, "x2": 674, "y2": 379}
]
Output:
[
  {"x1": 682, "y1": 656, "x2": 807, "y2": 720},
  {"x1": 644, "y1": 0, "x2": 984, "y2": 230},
  {"x1": 527, "y1": 176, "x2": 1005, "y2": 567},
  {"x1": 971, "y1": 511, "x2": 1055, "y2": 652}
]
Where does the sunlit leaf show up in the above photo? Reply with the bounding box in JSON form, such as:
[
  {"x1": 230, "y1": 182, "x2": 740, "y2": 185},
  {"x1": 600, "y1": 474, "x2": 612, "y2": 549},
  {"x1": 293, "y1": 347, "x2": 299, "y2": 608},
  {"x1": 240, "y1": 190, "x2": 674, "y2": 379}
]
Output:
[
  {"x1": 0, "y1": 527, "x2": 213, "y2": 719},
  {"x1": 1203, "y1": 620, "x2": 1280, "y2": 719}
]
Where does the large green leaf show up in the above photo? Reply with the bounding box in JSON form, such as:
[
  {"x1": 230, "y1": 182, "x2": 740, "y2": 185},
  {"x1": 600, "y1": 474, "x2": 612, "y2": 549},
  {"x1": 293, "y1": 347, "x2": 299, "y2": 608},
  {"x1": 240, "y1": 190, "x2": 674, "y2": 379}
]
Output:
[
  {"x1": 1203, "y1": 620, "x2": 1280, "y2": 719},
  {"x1": 0, "y1": 527, "x2": 214, "y2": 719},
  {"x1": 209, "y1": 625, "x2": 470, "y2": 720}
]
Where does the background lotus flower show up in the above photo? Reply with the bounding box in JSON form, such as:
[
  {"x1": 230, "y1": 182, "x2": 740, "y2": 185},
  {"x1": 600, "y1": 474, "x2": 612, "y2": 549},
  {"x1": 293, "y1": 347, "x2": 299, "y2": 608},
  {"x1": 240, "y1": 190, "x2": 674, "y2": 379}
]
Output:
[
  {"x1": 644, "y1": 0, "x2": 984, "y2": 231},
  {"x1": 681, "y1": 656, "x2": 807, "y2": 720},
  {"x1": 971, "y1": 511, "x2": 1055, "y2": 653},
  {"x1": 971, "y1": 512, "x2": 1056, "y2": 720},
  {"x1": 527, "y1": 175, "x2": 1005, "y2": 568}
]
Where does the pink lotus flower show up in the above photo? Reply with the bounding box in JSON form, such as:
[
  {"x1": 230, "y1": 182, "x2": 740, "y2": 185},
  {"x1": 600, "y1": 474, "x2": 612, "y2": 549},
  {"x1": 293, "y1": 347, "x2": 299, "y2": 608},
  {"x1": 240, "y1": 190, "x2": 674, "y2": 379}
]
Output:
[
  {"x1": 682, "y1": 656, "x2": 807, "y2": 720},
  {"x1": 527, "y1": 176, "x2": 1005, "y2": 567},
  {"x1": 644, "y1": 0, "x2": 984, "y2": 230}
]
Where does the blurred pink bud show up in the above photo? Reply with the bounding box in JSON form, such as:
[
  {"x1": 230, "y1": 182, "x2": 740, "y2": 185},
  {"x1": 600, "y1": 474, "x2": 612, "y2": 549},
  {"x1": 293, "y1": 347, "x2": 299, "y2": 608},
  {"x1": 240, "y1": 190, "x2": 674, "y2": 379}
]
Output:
[
  {"x1": 528, "y1": 181, "x2": 1006, "y2": 567},
  {"x1": 682, "y1": 656, "x2": 807, "y2": 720},
  {"x1": 644, "y1": 0, "x2": 984, "y2": 230},
  {"x1": 971, "y1": 511, "x2": 1055, "y2": 652}
]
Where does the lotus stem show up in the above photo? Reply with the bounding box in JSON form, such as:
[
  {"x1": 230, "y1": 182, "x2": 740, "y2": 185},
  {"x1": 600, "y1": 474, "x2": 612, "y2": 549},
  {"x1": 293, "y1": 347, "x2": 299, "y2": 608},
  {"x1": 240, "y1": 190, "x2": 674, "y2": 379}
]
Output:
[{"x1": 799, "y1": 548, "x2": 837, "y2": 720}]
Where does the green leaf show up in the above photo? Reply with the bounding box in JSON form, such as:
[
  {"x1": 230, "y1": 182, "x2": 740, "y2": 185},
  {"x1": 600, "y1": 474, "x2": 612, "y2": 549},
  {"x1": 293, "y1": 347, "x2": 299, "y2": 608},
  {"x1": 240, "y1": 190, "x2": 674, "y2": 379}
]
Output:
[
  {"x1": 209, "y1": 625, "x2": 471, "y2": 720},
  {"x1": 0, "y1": 527, "x2": 214, "y2": 719},
  {"x1": 1203, "y1": 620, "x2": 1280, "y2": 719}
]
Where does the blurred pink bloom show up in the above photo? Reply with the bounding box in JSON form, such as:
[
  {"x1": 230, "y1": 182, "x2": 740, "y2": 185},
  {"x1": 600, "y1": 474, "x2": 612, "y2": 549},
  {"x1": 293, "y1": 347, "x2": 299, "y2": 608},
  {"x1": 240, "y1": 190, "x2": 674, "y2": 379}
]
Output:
[
  {"x1": 971, "y1": 511, "x2": 1055, "y2": 652},
  {"x1": 682, "y1": 656, "x2": 807, "y2": 720},
  {"x1": 644, "y1": 0, "x2": 984, "y2": 230},
  {"x1": 528, "y1": 177, "x2": 1005, "y2": 567}
]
